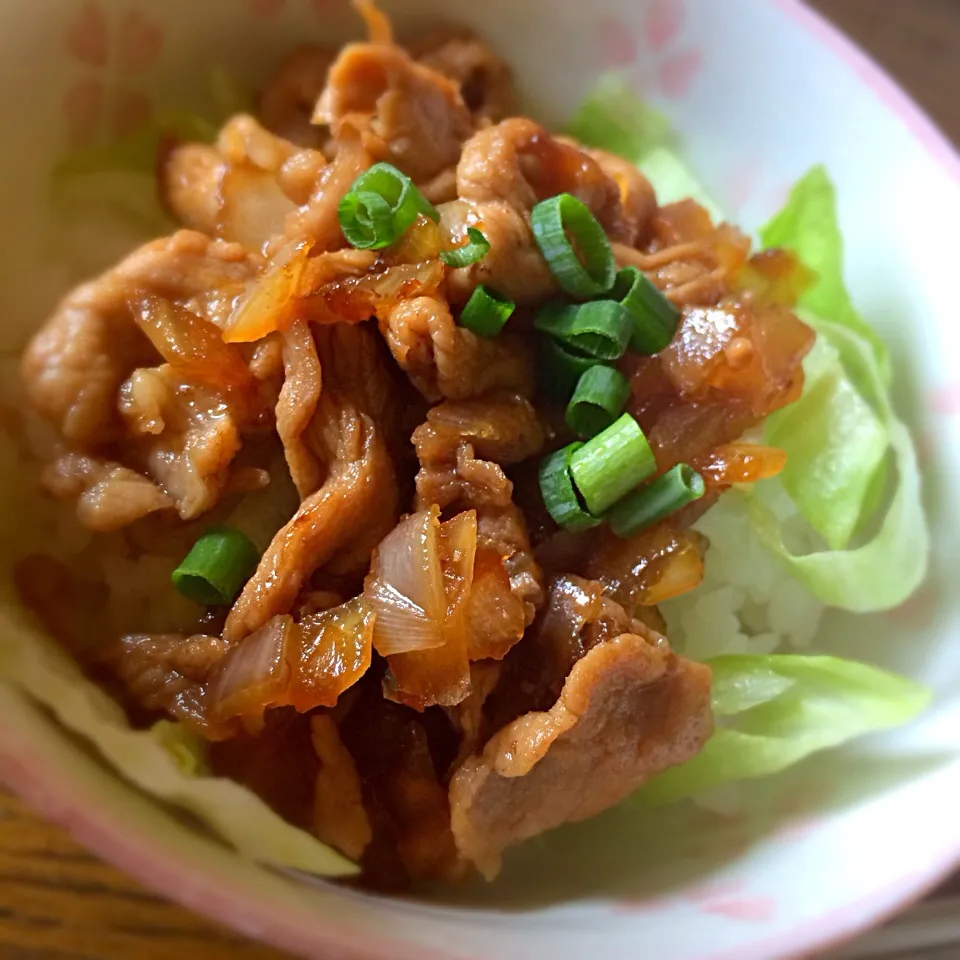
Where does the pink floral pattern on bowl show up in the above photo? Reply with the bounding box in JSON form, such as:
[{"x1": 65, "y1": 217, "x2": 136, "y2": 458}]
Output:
[
  {"x1": 62, "y1": 1, "x2": 164, "y2": 142},
  {"x1": 595, "y1": 0, "x2": 703, "y2": 100}
]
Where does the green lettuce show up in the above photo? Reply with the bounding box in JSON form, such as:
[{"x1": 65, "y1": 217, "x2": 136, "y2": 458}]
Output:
[
  {"x1": 569, "y1": 80, "x2": 928, "y2": 613},
  {"x1": 643, "y1": 655, "x2": 931, "y2": 804},
  {"x1": 759, "y1": 167, "x2": 891, "y2": 385}
]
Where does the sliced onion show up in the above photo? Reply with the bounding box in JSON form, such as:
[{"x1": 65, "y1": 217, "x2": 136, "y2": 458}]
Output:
[
  {"x1": 365, "y1": 507, "x2": 447, "y2": 657},
  {"x1": 206, "y1": 615, "x2": 295, "y2": 731},
  {"x1": 364, "y1": 577, "x2": 444, "y2": 655},
  {"x1": 132, "y1": 295, "x2": 254, "y2": 390},
  {"x1": 223, "y1": 239, "x2": 312, "y2": 343},
  {"x1": 219, "y1": 164, "x2": 296, "y2": 254},
  {"x1": 292, "y1": 596, "x2": 374, "y2": 711}
]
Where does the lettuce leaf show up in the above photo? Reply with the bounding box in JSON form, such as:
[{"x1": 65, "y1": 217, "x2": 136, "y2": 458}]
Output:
[
  {"x1": 764, "y1": 334, "x2": 888, "y2": 550},
  {"x1": 751, "y1": 320, "x2": 928, "y2": 611},
  {"x1": 643, "y1": 654, "x2": 931, "y2": 804},
  {"x1": 759, "y1": 166, "x2": 892, "y2": 386}
]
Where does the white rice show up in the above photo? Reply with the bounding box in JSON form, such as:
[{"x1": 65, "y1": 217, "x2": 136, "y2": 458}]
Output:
[{"x1": 663, "y1": 488, "x2": 825, "y2": 661}]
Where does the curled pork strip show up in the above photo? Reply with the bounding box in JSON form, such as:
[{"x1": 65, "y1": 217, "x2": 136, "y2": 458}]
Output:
[
  {"x1": 260, "y1": 43, "x2": 336, "y2": 148},
  {"x1": 584, "y1": 146, "x2": 657, "y2": 248},
  {"x1": 41, "y1": 453, "x2": 172, "y2": 531},
  {"x1": 162, "y1": 143, "x2": 225, "y2": 236},
  {"x1": 119, "y1": 366, "x2": 242, "y2": 521},
  {"x1": 439, "y1": 199, "x2": 558, "y2": 306},
  {"x1": 456, "y1": 118, "x2": 629, "y2": 241},
  {"x1": 410, "y1": 28, "x2": 517, "y2": 123},
  {"x1": 314, "y1": 42, "x2": 473, "y2": 183},
  {"x1": 224, "y1": 324, "x2": 400, "y2": 643},
  {"x1": 280, "y1": 122, "x2": 372, "y2": 251},
  {"x1": 276, "y1": 319, "x2": 324, "y2": 498},
  {"x1": 21, "y1": 231, "x2": 259, "y2": 447},
  {"x1": 449, "y1": 632, "x2": 713, "y2": 878},
  {"x1": 381, "y1": 296, "x2": 533, "y2": 401}
]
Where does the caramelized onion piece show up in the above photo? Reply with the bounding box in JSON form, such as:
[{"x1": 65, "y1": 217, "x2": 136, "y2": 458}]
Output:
[
  {"x1": 219, "y1": 165, "x2": 297, "y2": 253},
  {"x1": 132, "y1": 296, "x2": 254, "y2": 390},
  {"x1": 366, "y1": 505, "x2": 477, "y2": 709},
  {"x1": 207, "y1": 597, "x2": 375, "y2": 732},
  {"x1": 223, "y1": 240, "x2": 312, "y2": 343},
  {"x1": 586, "y1": 525, "x2": 708, "y2": 611}
]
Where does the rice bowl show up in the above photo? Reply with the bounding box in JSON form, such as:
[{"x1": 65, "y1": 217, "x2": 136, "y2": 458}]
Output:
[{"x1": 0, "y1": 0, "x2": 958, "y2": 958}]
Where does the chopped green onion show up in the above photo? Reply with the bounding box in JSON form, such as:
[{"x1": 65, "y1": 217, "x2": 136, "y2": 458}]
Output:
[
  {"x1": 440, "y1": 227, "x2": 490, "y2": 267},
  {"x1": 569, "y1": 413, "x2": 656, "y2": 516},
  {"x1": 608, "y1": 463, "x2": 706, "y2": 538},
  {"x1": 538, "y1": 443, "x2": 602, "y2": 532},
  {"x1": 534, "y1": 300, "x2": 632, "y2": 360},
  {"x1": 538, "y1": 337, "x2": 606, "y2": 400},
  {"x1": 566, "y1": 365, "x2": 632, "y2": 438},
  {"x1": 614, "y1": 266, "x2": 681, "y2": 354},
  {"x1": 338, "y1": 162, "x2": 439, "y2": 250},
  {"x1": 172, "y1": 527, "x2": 261, "y2": 606},
  {"x1": 459, "y1": 284, "x2": 515, "y2": 338},
  {"x1": 532, "y1": 193, "x2": 616, "y2": 297}
]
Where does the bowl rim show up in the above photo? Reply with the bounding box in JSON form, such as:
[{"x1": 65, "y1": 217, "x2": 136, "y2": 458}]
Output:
[{"x1": 3, "y1": 1, "x2": 960, "y2": 958}]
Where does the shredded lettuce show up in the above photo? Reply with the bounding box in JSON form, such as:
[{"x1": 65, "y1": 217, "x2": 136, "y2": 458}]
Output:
[
  {"x1": 0, "y1": 614, "x2": 357, "y2": 876},
  {"x1": 643, "y1": 654, "x2": 931, "y2": 804},
  {"x1": 569, "y1": 80, "x2": 928, "y2": 614}
]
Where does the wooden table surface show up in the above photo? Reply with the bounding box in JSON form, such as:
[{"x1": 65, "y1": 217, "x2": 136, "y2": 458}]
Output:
[{"x1": 3, "y1": 2, "x2": 959, "y2": 959}]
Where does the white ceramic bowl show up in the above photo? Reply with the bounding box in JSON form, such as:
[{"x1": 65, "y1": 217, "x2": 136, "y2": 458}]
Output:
[{"x1": 1, "y1": 1, "x2": 959, "y2": 958}]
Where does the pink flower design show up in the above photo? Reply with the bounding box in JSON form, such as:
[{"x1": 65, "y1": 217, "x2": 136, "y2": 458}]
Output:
[
  {"x1": 61, "y1": 2, "x2": 163, "y2": 145},
  {"x1": 65, "y1": 0, "x2": 108, "y2": 67},
  {"x1": 657, "y1": 48, "x2": 704, "y2": 100},
  {"x1": 117, "y1": 10, "x2": 164, "y2": 74},
  {"x1": 597, "y1": 15, "x2": 641, "y2": 68},
  {"x1": 644, "y1": 0, "x2": 685, "y2": 51},
  {"x1": 594, "y1": 0, "x2": 703, "y2": 101}
]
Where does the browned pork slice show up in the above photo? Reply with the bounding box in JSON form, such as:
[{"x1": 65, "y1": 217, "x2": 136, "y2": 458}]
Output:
[
  {"x1": 381, "y1": 296, "x2": 533, "y2": 401},
  {"x1": 109, "y1": 633, "x2": 238, "y2": 740},
  {"x1": 311, "y1": 714, "x2": 373, "y2": 861},
  {"x1": 223, "y1": 324, "x2": 399, "y2": 643},
  {"x1": 41, "y1": 453, "x2": 172, "y2": 531},
  {"x1": 449, "y1": 634, "x2": 713, "y2": 878},
  {"x1": 314, "y1": 42, "x2": 473, "y2": 183},
  {"x1": 456, "y1": 118, "x2": 629, "y2": 241},
  {"x1": 21, "y1": 231, "x2": 259, "y2": 447},
  {"x1": 439, "y1": 199, "x2": 559, "y2": 306},
  {"x1": 410, "y1": 28, "x2": 517, "y2": 123},
  {"x1": 260, "y1": 43, "x2": 336, "y2": 147}
]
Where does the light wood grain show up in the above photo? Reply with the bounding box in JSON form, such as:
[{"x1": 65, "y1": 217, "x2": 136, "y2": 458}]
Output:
[{"x1": 3, "y1": 3, "x2": 959, "y2": 958}]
